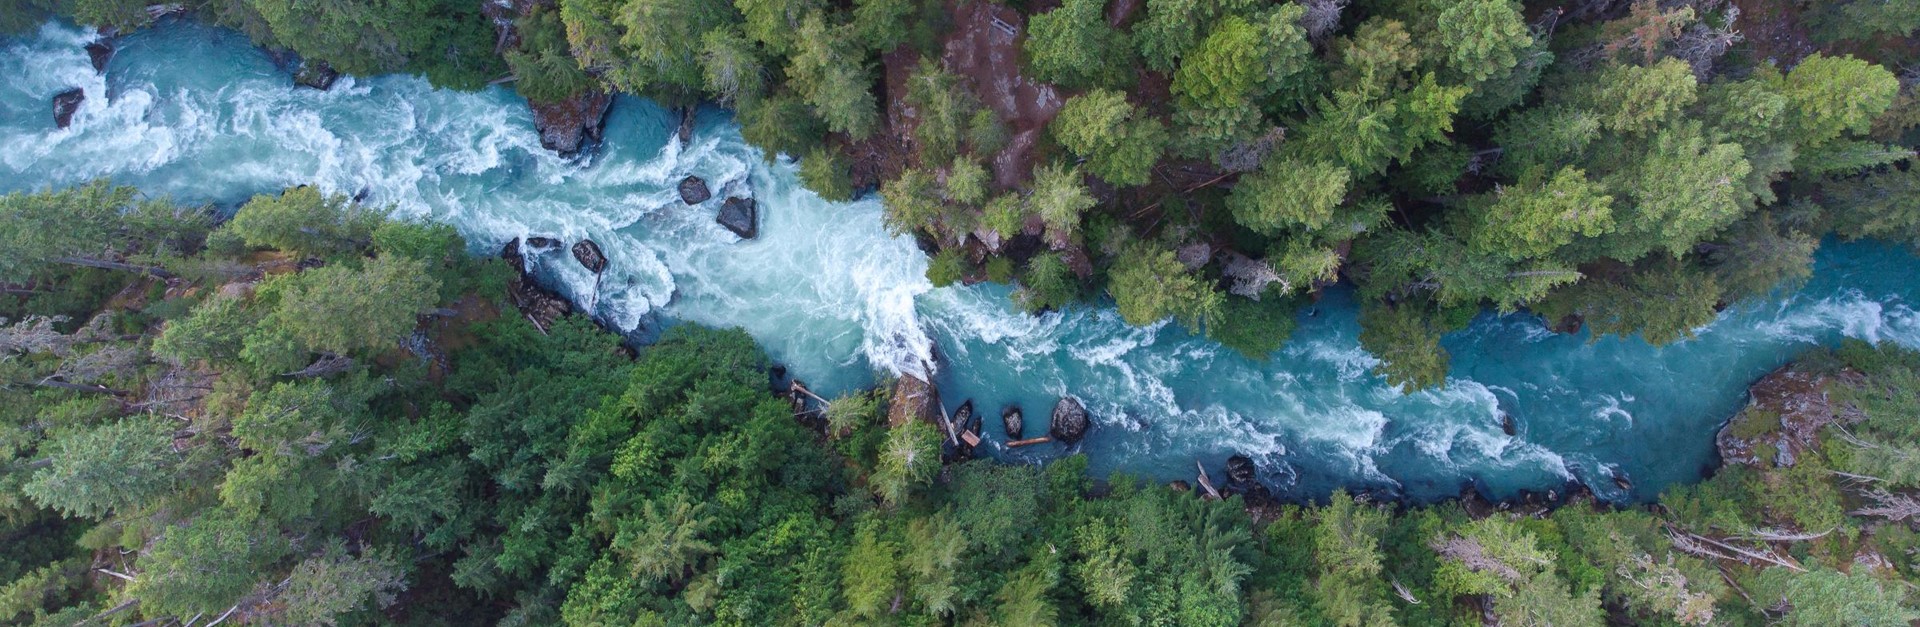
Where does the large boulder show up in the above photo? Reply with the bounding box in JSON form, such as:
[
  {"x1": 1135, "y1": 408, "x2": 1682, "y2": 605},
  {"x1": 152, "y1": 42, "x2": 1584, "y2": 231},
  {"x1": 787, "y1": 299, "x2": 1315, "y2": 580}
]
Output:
[
  {"x1": 1225, "y1": 455, "x2": 1256, "y2": 484},
  {"x1": 1050, "y1": 396, "x2": 1090, "y2": 444},
  {"x1": 525, "y1": 236, "x2": 561, "y2": 250},
  {"x1": 1001, "y1": 405, "x2": 1024, "y2": 440},
  {"x1": 717, "y1": 197, "x2": 758, "y2": 239},
  {"x1": 572, "y1": 239, "x2": 608, "y2": 274},
  {"x1": 529, "y1": 90, "x2": 613, "y2": 157},
  {"x1": 84, "y1": 39, "x2": 114, "y2": 73},
  {"x1": 678, "y1": 176, "x2": 711, "y2": 205},
  {"x1": 294, "y1": 59, "x2": 339, "y2": 90},
  {"x1": 51, "y1": 88, "x2": 84, "y2": 129},
  {"x1": 887, "y1": 374, "x2": 941, "y2": 427}
]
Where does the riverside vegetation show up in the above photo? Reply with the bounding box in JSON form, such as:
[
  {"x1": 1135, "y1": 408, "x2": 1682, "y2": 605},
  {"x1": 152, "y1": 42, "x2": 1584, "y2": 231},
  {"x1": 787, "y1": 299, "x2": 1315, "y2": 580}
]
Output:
[
  {"x1": 4, "y1": 181, "x2": 1920, "y2": 625},
  {"x1": 5, "y1": 0, "x2": 1920, "y2": 624}
]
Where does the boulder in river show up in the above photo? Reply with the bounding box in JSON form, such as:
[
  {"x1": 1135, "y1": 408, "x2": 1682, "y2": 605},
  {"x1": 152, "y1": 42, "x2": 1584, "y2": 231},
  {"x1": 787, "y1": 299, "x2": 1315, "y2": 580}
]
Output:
[
  {"x1": 572, "y1": 239, "x2": 608, "y2": 274},
  {"x1": 717, "y1": 197, "x2": 758, "y2": 239},
  {"x1": 51, "y1": 88, "x2": 84, "y2": 129},
  {"x1": 1499, "y1": 412, "x2": 1517, "y2": 436},
  {"x1": 1610, "y1": 469, "x2": 1633, "y2": 492},
  {"x1": 1050, "y1": 396, "x2": 1090, "y2": 444},
  {"x1": 294, "y1": 59, "x2": 339, "y2": 91},
  {"x1": 84, "y1": 39, "x2": 114, "y2": 73},
  {"x1": 525, "y1": 236, "x2": 560, "y2": 250},
  {"x1": 678, "y1": 176, "x2": 711, "y2": 205},
  {"x1": 1225, "y1": 454, "x2": 1256, "y2": 484},
  {"x1": 953, "y1": 400, "x2": 975, "y2": 431},
  {"x1": 529, "y1": 90, "x2": 613, "y2": 157},
  {"x1": 1001, "y1": 405, "x2": 1024, "y2": 440}
]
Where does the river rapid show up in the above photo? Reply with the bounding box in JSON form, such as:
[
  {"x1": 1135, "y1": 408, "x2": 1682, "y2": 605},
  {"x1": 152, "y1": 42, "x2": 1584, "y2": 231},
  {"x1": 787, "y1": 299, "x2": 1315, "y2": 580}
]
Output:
[{"x1": 5, "y1": 20, "x2": 1918, "y2": 502}]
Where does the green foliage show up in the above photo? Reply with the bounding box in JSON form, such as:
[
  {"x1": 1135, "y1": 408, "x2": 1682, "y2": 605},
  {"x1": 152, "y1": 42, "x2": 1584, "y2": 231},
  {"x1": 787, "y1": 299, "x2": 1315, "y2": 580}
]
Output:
[
  {"x1": 1025, "y1": 0, "x2": 1134, "y2": 90},
  {"x1": 1749, "y1": 567, "x2": 1918, "y2": 626},
  {"x1": 871, "y1": 420, "x2": 941, "y2": 506},
  {"x1": 1051, "y1": 89, "x2": 1168, "y2": 187},
  {"x1": 739, "y1": 92, "x2": 827, "y2": 160},
  {"x1": 1357, "y1": 302, "x2": 1449, "y2": 392},
  {"x1": 1108, "y1": 242, "x2": 1223, "y2": 332},
  {"x1": 245, "y1": 0, "x2": 503, "y2": 88},
  {"x1": 1469, "y1": 166, "x2": 1614, "y2": 260},
  {"x1": 1534, "y1": 258, "x2": 1721, "y2": 345},
  {"x1": 799, "y1": 147, "x2": 856, "y2": 201},
  {"x1": 1030, "y1": 163, "x2": 1097, "y2": 239},
  {"x1": 1434, "y1": 0, "x2": 1532, "y2": 82},
  {"x1": 1579, "y1": 58, "x2": 1698, "y2": 135},
  {"x1": 1019, "y1": 252, "x2": 1079, "y2": 313},
  {"x1": 1172, "y1": 7, "x2": 1311, "y2": 109},
  {"x1": 507, "y1": 8, "x2": 598, "y2": 103},
  {"x1": 1228, "y1": 158, "x2": 1351, "y2": 234},
  {"x1": 926, "y1": 247, "x2": 967, "y2": 287},
  {"x1": 128, "y1": 510, "x2": 293, "y2": 618},
  {"x1": 1207, "y1": 297, "x2": 1299, "y2": 360},
  {"x1": 1781, "y1": 54, "x2": 1902, "y2": 148},
  {"x1": 223, "y1": 186, "x2": 385, "y2": 260},
  {"x1": 23, "y1": 415, "x2": 178, "y2": 519},
  {"x1": 789, "y1": 14, "x2": 881, "y2": 138},
  {"x1": 0, "y1": 180, "x2": 208, "y2": 284}
]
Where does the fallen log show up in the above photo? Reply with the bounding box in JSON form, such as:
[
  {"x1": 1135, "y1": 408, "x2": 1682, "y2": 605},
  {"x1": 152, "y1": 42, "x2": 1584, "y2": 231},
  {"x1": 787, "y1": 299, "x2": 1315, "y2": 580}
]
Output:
[{"x1": 1006, "y1": 436, "x2": 1053, "y2": 448}]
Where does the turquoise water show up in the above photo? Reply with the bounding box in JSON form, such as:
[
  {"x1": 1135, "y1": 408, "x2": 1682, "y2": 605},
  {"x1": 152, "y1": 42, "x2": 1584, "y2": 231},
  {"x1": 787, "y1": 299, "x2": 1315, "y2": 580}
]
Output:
[{"x1": 5, "y1": 21, "x2": 1918, "y2": 502}]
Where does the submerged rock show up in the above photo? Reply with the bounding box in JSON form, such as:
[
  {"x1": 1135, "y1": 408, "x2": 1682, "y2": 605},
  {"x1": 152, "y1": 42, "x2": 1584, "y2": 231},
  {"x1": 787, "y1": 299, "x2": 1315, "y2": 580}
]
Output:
[
  {"x1": 525, "y1": 236, "x2": 560, "y2": 249},
  {"x1": 1610, "y1": 470, "x2": 1633, "y2": 492},
  {"x1": 677, "y1": 105, "x2": 696, "y2": 144},
  {"x1": 572, "y1": 239, "x2": 608, "y2": 273},
  {"x1": 529, "y1": 90, "x2": 613, "y2": 157},
  {"x1": 1050, "y1": 396, "x2": 1089, "y2": 444},
  {"x1": 1001, "y1": 405, "x2": 1024, "y2": 440},
  {"x1": 1225, "y1": 455, "x2": 1256, "y2": 484},
  {"x1": 85, "y1": 39, "x2": 114, "y2": 73},
  {"x1": 1499, "y1": 412, "x2": 1517, "y2": 436},
  {"x1": 51, "y1": 88, "x2": 84, "y2": 129},
  {"x1": 717, "y1": 197, "x2": 758, "y2": 239},
  {"x1": 953, "y1": 400, "x2": 975, "y2": 432},
  {"x1": 294, "y1": 59, "x2": 339, "y2": 90},
  {"x1": 678, "y1": 176, "x2": 711, "y2": 205}
]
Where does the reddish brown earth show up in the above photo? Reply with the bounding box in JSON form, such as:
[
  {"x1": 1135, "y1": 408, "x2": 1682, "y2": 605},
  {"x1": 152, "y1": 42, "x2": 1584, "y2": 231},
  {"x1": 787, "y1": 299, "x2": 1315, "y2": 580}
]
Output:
[{"x1": 941, "y1": 1, "x2": 1066, "y2": 189}]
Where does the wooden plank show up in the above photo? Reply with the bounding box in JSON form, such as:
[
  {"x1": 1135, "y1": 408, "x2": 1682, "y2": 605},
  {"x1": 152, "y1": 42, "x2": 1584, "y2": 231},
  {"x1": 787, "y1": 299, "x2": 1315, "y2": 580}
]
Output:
[
  {"x1": 960, "y1": 431, "x2": 981, "y2": 447},
  {"x1": 1006, "y1": 436, "x2": 1052, "y2": 448}
]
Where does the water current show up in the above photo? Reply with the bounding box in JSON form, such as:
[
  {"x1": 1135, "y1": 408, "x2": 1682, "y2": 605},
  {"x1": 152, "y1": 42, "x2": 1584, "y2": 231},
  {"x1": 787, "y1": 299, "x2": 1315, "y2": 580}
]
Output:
[{"x1": 5, "y1": 20, "x2": 1918, "y2": 502}]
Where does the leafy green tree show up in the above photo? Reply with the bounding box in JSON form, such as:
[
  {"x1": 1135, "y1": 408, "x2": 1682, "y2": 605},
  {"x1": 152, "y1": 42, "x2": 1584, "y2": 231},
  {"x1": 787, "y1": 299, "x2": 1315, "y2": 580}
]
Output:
[
  {"x1": 698, "y1": 26, "x2": 768, "y2": 107},
  {"x1": 1534, "y1": 258, "x2": 1720, "y2": 345},
  {"x1": 1433, "y1": 0, "x2": 1532, "y2": 83},
  {"x1": 738, "y1": 92, "x2": 827, "y2": 159},
  {"x1": 1108, "y1": 242, "x2": 1223, "y2": 331},
  {"x1": 1580, "y1": 58, "x2": 1699, "y2": 135},
  {"x1": 926, "y1": 248, "x2": 967, "y2": 287},
  {"x1": 1592, "y1": 125, "x2": 1752, "y2": 262},
  {"x1": 1749, "y1": 568, "x2": 1918, "y2": 627},
  {"x1": 613, "y1": 497, "x2": 716, "y2": 583},
  {"x1": 734, "y1": 0, "x2": 822, "y2": 55},
  {"x1": 1228, "y1": 158, "x2": 1351, "y2": 234},
  {"x1": 1172, "y1": 8, "x2": 1310, "y2": 109},
  {"x1": 1357, "y1": 302, "x2": 1449, "y2": 392},
  {"x1": 128, "y1": 510, "x2": 292, "y2": 619},
  {"x1": 946, "y1": 157, "x2": 991, "y2": 206},
  {"x1": 1491, "y1": 106, "x2": 1601, "y2": 178},
  {"x1": 799, "y1": 147, "x2": 855, "y2": 201},
  {"x1": 872, "y1": 420, "x2": 941, "y2": 506},
  {"x1": 1311, "y1": 491, "x2": 1396, "y2": 626},
  {"x1": 259, "y1": 255, "x2": 440, "y2": 358},
  {"x1": 277, "y1": 545, "x2": 407, "y2": 626},
  {"x1": 1823, "y1": 167, "x2": 1920, "y2": 249},
  {"x1": 0, "y1": 181, "x2": 207, "y2": 283},
  {"x1": 1781, "y1": 53, "x2": 1901, "y2": 148},
  {"x1": 906, "y1": 60, "x2": 986, "y2": 165},
  {"x1": 1051, "y1": 89, "x2": 1168, "y2": 187},
  {"x1": 789, "y1": 14, "x2": 881, "y2": 138},
  {"x1": 1030, "y1": 163, "x2": 1097, "y2": 239},
  {"x1": 1469, "y1": 166, "x2": 1614, "y2": 260},
  {"x1": 506, "y1": 8, "x2": 598, "y2": 103},
  {"x1": 23, "y1": 415, "x2": 178, "y2": 519},
  {"x1": 1019, "y1": 253, "x2": 1078, "y2": 313},
  {"x1": 1025, "y1": 0, "x2": 1134, "y2": 90},
  {"x1": 245, "y1": 0, "x2": 502, "y2": 88},
  {"x1": 223, "y1": 186, "x2": 384, "y2": 260}
]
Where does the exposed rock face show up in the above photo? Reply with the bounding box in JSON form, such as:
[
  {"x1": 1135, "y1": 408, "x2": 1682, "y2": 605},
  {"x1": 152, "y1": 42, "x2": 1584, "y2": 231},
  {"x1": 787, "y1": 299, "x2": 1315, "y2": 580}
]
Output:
[
  {"x1": 678, "y1": 176, "x2": 711, "y2": 205},
  {"x1": 1050, "y1": 396, "x2": 1090, "y2": 444},
  {"x1": 85, "y1": 39, "x2": 114, "y2": 73},
  {"x1": 51, "y1": 88, "x2": 84, "y2": 129},
  {"x1": 294, "y1": 60, "x2": 339, "y2": 90},
  {"x1": 500, "y1": 238, "x2": 572, "y2": 331},
  {"x1": 1716, "y1": 365, "x2": 1841, "y2": 468},
  {"x1": 1001, "y1": 405, "x2": 1024, "y2": 439},
  {"x1": 677, "y1": 105, "x2": 696, "y2": 144},
  {"x1": 572, "y1": 239, "x2": 608, "y2": 274},
  {"x1": 717, "y1": 197, "x2": 758, "y2": 239},
  {"x1": 887, "y1": 374, "x2": 942, "y2": 427},
  {"x1": 529, "y1": 90, "x2": 613, "y2": 157}
]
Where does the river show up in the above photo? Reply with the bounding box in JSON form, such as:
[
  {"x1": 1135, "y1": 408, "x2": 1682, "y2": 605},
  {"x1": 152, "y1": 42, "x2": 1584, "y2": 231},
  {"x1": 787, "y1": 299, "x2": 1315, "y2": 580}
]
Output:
[{"x1": 5, "y1": 20, "x2": 1918, "y2": 502}]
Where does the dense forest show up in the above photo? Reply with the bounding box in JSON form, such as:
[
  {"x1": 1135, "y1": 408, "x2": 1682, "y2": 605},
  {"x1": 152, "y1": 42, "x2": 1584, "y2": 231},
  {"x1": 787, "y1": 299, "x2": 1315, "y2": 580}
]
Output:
[
  {"x1": 6, "y1": 0, "x2": 1920, "y2": 624},
  {"x1": 3, "y1": 181, "x2": 1920, "y2": 625}
]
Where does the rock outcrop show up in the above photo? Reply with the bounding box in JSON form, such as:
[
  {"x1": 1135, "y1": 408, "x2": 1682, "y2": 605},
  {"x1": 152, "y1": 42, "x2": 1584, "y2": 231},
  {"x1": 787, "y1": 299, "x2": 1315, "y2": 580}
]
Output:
[
  {"x1": 1050, "y1": 396, "x2": 1089, "y2": 444},
  {"x1": 572, "y1": 239, "x2": 608, "y2": 274},
  {"x1": 887, "y1": 374, "x2": 942, "y2": 427},
  {"x1": 84, "y1": 39, "x2": 114, "y2": 73},
  {"x1": 1225, "y1": 455, "x2": 1256, "y2": 484},
  {"x1": 678, "y1": 176, "x2": 711, "y2": 205},
  {"x1": 294, "y1": 59, "x2": 339, "y2": 90},
  {"x1": 499, "y1": 238, "x2": 572, "y2": 331},
  {"x1": 529, "y1": 90, "x2": 613, "y2": 157},
  {"x1": 717, "y1": 197, "x2": 758, "y2": 239},
  {"x1": 51, "y1": 88, "x2": 84, "y2": 129},
  {"x1": 1716, "y1": 365, "x2": 1842, "y2": 468},
  {"x1": 1001, "y1": 405, "x2": 1024, "y2": 440}
]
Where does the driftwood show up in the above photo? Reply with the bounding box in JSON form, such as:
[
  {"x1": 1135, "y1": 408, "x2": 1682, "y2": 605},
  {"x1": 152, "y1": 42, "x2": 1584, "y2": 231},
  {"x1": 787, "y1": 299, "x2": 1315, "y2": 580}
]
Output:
[
  {"x1": 1666, "y1": 526, "x2": 1807, "y2": 573},
  {"x1": 1006, "y1": 436, "x2": 1053, "y2": 448},
  {"x1": 1391, "y1": 576, "x2": 1421, "y2": 604},
  {"x1": 1195, "y1": 461, "x2": 1222, "y2": 500}
]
